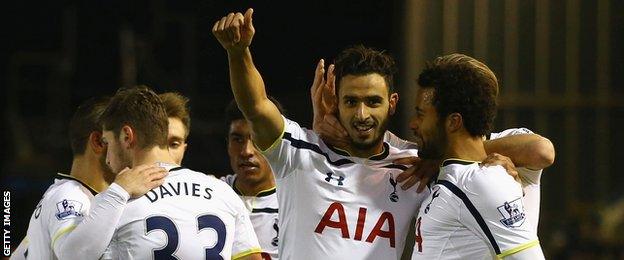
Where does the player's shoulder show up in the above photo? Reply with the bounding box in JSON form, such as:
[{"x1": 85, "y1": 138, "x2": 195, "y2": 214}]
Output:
[
  {"x1": 46, "y1": 174, "x2": 95, "y2": 202},
  {"x1": 386, "y1": 142, "x2": 419, "y2": 159},
  {"x1": 282, "y1": 116, "x2": 322, "y2": 145},
  {"x1": 461, "y1": 164, "x2": 522, "y2": 199}
]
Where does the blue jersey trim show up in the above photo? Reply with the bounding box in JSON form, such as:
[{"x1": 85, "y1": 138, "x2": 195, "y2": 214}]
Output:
[
  {"x1": 283, "y1": 132, "x2": 354, "y2": 166},
  {"x1": 437, "y1": 180, "x2": 501, "y2": 254}
]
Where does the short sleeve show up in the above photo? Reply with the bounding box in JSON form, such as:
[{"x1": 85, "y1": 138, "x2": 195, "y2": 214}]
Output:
[
  {"x1": 231, "y1": 200, "x2": 261, "y2": 259},
  {"x1": 261, "y1": 116, "x2": 317, "y2": 179},
  {"x1": 461, "y1": 166, "x2": 541, "y2": 258},
  {"x1": 44, "y1": 185, "x2": 92, "y2": 248},
  {"x1": 489, "y1": 127, "x2": 534, "y2": 140}
]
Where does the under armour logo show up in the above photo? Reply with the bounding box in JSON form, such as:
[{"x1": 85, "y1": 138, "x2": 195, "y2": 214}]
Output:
[
  {"x1": 388, "y1": 173, "x2": 399, "y2": 202},
  {"x1": 325, "y1": 172, "x2": 344, "y2": 186},
  {"x1": 424, "y1": 188, "x2": 440, "y2": 214},
  {"x1": 272, "y1": 219, "x2": 279, "y2": 247}
]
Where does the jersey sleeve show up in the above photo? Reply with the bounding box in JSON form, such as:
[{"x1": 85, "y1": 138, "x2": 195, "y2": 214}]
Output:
[
  {"x1": 231, "y1": 195, "x2": 262, "y2": 259},
  {"x1": 43, "y1": 184, "x2": 93, "y2": 250},
  {"x1": 461, "y1": 166, "x2": 544, "y2": 259},
  {"x1": 52, "y1": 183, "x2": 130, "y2": 260},
  {"x1": 261, "y1": 116, "x2": 318, "y2": 179},
  {"x1": 489, "y1": 127, "x2": 544, "y2": 232}
]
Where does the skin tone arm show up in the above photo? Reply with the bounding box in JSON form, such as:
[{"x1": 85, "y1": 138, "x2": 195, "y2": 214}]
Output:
[
  {"x1": 212, "y1": 9, "x2": 283, "y2": 150},
  {"x1": 484, "y1": 134, "x2": 555, "y2": 170}
]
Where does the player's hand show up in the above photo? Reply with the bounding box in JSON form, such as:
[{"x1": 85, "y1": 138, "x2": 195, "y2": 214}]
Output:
[
  {"x1": 212, "y1": 8, "x2": 255, "y2": 53},
  {"x1": 114, "y1": 164, "x2": 168, "y2": 198},
  {"x1": 394, "y1": 156, "x2": 440, "y2": 193},
  {"x1": 310, "y1": 59, "x2": 348, "y2": 148},
  {"x1": 482, "y1": 153, "x2": 519, "y2": 181}
]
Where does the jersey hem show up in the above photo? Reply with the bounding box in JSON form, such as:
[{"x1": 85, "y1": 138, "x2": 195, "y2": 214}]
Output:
[
  {"x1": 232, "y1": 247, "x2": 262, "y2": 259},
  {"x1": 50, "y1": 225, "x2": 77, "y2": 247},
  {"x1": 497, "y1": 240, "x2": 540, "y2": 258}
]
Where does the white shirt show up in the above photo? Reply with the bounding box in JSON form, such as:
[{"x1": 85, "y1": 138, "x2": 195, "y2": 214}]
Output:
[
  {"x1": 103, "y1": 164, "x2": 260, "y2": 260},
  {"x1": 489, "y1": 128, "x2": 543, "y2": 233},
  {"x1": 222, "y1": 175, "x2": 279, "y2": 259},
  {"x1": 12, "y1": 174, "x2": 129, "y2": 260},
  {"x1": 412, "y1": 159, "x2": 544, "y2": 260},
  {"x1": 262, "y1": 117, "x2": 430, "y2": 260}
]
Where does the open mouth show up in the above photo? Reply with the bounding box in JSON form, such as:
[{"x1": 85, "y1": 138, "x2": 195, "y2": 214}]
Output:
[{"x1": 353, "y1": 123, "x2": 375, "y2": 135}]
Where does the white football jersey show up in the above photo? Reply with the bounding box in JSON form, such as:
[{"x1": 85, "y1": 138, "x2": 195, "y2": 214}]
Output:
[
  {"x1": 222, "y1": 175, "x2": 279, "y2": 259},
  {"x1": 262, "y1": 117, "x2": 430, "y2": 260},
  {"x1": 412, "y1": 159, "x2": 544, "y2": 260},
  {"x1": 489, "y1": 128, "x2": 543, "y2": 233},
  {"x1": 14, "y1": 173, "x2": 97, "y2": 259},
  {"x1": 103, "y1": 164, "x2": 261, "y2": 260}
]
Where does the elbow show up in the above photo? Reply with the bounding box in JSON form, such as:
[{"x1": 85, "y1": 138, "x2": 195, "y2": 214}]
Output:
[{"x1": 532, "y1": 136, "x2": 555, "y2": 169}]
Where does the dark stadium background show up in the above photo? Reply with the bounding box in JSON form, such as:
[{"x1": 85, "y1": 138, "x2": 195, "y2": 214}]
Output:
[{"x1": 2, "y1": 1, "x2": 623, "y2": 259}]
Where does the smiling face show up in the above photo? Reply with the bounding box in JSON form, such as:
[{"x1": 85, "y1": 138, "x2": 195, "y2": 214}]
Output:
[
  {"x1": 167, "y1": 117, "x2": 188, "y2": 165},
  {"x1": 409, "y1": 87, "x2": 447, "y2": 160},
  {"x1": 337, "y1": 73, "x2": 397, "y2": 153},
  {"x1": 227, "y1": 119, "x2": 273, "y2": 185}
]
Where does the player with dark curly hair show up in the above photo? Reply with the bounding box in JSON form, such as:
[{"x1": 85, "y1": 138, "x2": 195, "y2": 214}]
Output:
[{"x1": 410, "y1": 54, "x2": 545, "y2": 259}]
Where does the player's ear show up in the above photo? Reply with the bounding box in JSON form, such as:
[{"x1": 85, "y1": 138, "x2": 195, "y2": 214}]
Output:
[
  {"x1": 446, "y1": 113, "x2": 463, "y2": 133},
  {"x1": 388, "y1": 92, "x2": 399, "y2": 115},
  {"x1": 89, "y1": 131, "x2": 106, "y2": 154},
  {"x1": 120, "y1": 125, "x2": 135, "y2": 148}
]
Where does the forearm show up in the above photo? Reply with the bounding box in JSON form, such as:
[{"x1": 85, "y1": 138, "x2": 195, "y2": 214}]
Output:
[
  {"x1": 227, "y1": 49, "x2": 269, "y2": 118},
  {"x1": 227, "y1": 48, "x2": 283, "y2": 149},
  {"x1": 54, "y1": 183, "x2": 129, "y2": 260},
  {"x1": 484, "y1": 134, "x2": 555, "y2": 170}
]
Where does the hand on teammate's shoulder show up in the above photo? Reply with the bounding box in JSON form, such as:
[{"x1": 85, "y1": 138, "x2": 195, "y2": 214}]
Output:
[{"x1": 114, "y1": 164, "x2": 168, "y2": 198}]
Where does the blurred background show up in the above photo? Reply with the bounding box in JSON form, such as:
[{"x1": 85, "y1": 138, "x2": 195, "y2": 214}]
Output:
[{"x1": 2, "y1": 0, "x2": 623, "y2": 259}]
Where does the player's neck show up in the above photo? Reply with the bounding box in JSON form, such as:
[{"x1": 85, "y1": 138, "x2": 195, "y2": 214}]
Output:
[
  {"x1": 235, "y1": 173, "x2": 276, "y2": 196},
  {"x1": 133, "y1": 146, "x2": 177, "y2": 167},
  {"x1": 444, "y1": 135, "x2": 487, "y2": 162},
  {"x1": 345, "y1": 141, "x2": 384, "y2": 158},
  {"x1": 69, "y1": 156, "x2": 109, "y2": 193}
]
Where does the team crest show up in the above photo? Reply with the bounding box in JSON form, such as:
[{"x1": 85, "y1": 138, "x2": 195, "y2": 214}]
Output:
[
  {"x1": 55, "y1": 199, "x2": 83, "y2": 220},
  {"x1": 388, "y1": 173, "x2": 399, "y2": 202},
  {"x1": 424, "y1": 186, "x2": 440, "y2": 214},
  {"x1": 497, "y1": 197, "x2": 526, "y2": 227}
]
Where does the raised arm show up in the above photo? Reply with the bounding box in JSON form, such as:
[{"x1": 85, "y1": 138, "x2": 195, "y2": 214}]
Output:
[
  {"x1": 212, "y1": 9, "x2": 283, "y2": 150},
  {"x1": 484, "y1": 133, "x2": 555, "y2": 170}
]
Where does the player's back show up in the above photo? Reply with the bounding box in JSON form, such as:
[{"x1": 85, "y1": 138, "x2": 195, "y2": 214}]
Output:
[
  {"x1": 105, "y1": 164, "x2": 260, "y2": 260},
  {"x1": 412, "y1": 159, "x2": 543, "y2": 259}
]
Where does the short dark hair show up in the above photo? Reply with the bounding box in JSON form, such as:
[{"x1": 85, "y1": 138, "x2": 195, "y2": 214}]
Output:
[
  {"x1": 417, "y1": 53, "x2": 498, "y2": 136},
  {"x1": 100, "y1": 85, "x2": 169, "y2": 149},
  {"x1": 225, "y1": 97, "x2": 285, "y2": 127},
  {"x1": 69, "y1": 96, "x2": 111, "y2": 156},
  {"x1": 160, "y1": 92, "x2": 191, "y2": 137},
  {"x1": 334, "y1": 45, "x2": 397, "y2": 93}
]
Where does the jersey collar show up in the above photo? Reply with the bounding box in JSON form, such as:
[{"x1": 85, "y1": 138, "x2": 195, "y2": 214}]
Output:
[
  {"x1": 329, "y1": 142, "x2": 390, "y2": 161},
  {"x1": 55, "y1": 173, "x2": 98, "y2": 195},
  {"x1": 441, "y1": 158, "x2": 480, "y2": 167},
  {"x1": 232, "y1": 177, "x2": 276, "y2": 197}
]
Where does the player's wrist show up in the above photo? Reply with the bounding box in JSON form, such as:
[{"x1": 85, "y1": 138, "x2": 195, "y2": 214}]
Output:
[{"x1": 108, "y1": 182, "x2": 131, "y2": 202}]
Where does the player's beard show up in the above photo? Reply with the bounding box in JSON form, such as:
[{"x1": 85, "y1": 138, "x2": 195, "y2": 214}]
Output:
[
  {"x1": 99, "y1": 152, "x2": 116, "y2": 184},
  {"x1": 417, "y1": 122, "x2": 447, "y2": 160},
  {"x1": 349, "y1": 113, "x2": 390, "y2": 152}
]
